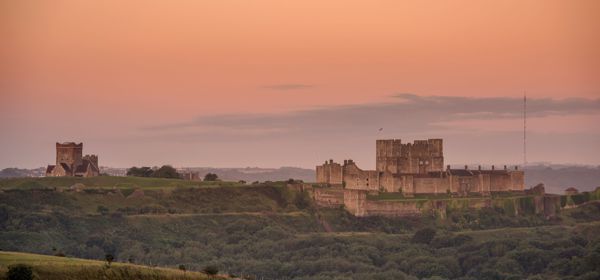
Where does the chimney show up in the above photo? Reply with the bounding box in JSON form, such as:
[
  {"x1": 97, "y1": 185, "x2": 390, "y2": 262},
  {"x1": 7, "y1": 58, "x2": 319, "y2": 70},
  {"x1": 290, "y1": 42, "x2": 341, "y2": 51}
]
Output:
[
  {"x1": 329, "y1": 159, "x2": 333, "y2": 164},
  {"x1": 492, "y1": 165, "x2": 495, "y2": 170},
  {"x1": 504, "y1": 165, "x2": 507, "y2": 170},
  {"x1": 464, "y1": 165, "x2": 468, "y2": 170},
  {"x1": 446, "y1": 165, "x2": 450, "y2": 170},
  {"x1": 515, "y1": 166, "x2": 518, "y2": 170},
  {"x1": 344, "y1": 160, "x2": 348, "y2": 165},
  {"x1": 478, "y1": 165, "x2": 481, "y2": 171}
]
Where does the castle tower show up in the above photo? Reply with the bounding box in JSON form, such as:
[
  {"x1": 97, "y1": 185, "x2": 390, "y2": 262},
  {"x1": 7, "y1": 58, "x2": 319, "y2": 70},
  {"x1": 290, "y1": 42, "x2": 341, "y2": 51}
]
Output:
[
  {"x1": 56, "y1": 142, "x2": 83, "y2": 170},
  {"x1": 376, "y1": 139, "x2": 444, "y2": 174},
  {"x1": 376, "y1": 139, "x2": 403, "y2": 174}
]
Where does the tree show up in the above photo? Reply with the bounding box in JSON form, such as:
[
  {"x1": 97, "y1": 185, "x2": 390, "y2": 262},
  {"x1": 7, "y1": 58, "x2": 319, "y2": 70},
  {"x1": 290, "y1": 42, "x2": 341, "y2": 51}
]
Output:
[
  {"x1": 294, "y1": 191, "x2": 311, "y2": 209},
  {"x1": 105, "y1": 254, "x2": 114, "y2": 267},
  {"x1": 96, "y1": 205, "x2": 109, "y2": 215},
  {"x1": 203, "y1": 265, "x2": 219, "y2": 277},
  {"x1": 178, "y1": 264, "x2": 186, "y2": 275},
  {"x1": 126, "y1": 166, "x2": 153, "y2": 177},
  {"x1": 204, "y1": 173, "x2": 219, "y2": 181},
  {"x1": 412, "y1": 228, "x2": 437, "y2": 244},
  {"x1": 152, "y1": 165, "x2": 181, "y2": 179},
  {"x1": 7, "y1": 264, "x2": 33, "y2": 280}
]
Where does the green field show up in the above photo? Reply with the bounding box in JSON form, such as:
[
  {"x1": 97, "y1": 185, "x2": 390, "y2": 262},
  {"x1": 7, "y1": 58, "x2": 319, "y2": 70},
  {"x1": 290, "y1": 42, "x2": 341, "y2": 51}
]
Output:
[{"x1": 0, "y1": 251, "x2": 220, "y2": 280}]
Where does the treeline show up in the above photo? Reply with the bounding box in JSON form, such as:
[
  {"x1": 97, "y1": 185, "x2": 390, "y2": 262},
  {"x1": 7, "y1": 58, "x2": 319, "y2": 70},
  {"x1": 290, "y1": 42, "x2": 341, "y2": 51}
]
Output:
[{"x1": 126, "y1": 166, "x2": 219, "y2": 181}]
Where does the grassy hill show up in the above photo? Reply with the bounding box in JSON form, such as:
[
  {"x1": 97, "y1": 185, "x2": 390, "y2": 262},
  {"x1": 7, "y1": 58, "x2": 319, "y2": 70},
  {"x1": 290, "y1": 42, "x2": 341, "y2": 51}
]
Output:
[
  {"x1": 2, "y1": 176, "x2": 600, "y2": 279},
  {"x1": 0, "y1": 176, "x2": 248, "y2": 190},
  {"x1": 0, "y1": 251, "x2": 220, "y2": 280}
]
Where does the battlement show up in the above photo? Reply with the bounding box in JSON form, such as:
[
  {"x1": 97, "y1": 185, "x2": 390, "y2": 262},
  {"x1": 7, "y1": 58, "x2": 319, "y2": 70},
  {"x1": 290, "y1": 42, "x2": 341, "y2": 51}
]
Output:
[{"x1": 56, "y1": 142, "x2": 83, "y2": 148}]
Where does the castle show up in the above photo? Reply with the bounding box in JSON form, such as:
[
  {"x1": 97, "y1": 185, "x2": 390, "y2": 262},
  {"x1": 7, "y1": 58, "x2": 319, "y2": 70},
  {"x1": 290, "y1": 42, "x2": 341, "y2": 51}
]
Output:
[
  {"x1": 45, "y1": 142, "x2": 100, "y2": 177},
  {"x1": 316, "y1": 139, "x2": 524, "y2": 196}
]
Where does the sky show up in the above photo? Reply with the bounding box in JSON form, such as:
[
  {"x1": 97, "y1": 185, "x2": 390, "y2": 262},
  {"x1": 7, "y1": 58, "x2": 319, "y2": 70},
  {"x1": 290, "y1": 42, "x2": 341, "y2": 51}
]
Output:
[{"x1": 0, "y1": 0, "x2": 599, "y2": 169}]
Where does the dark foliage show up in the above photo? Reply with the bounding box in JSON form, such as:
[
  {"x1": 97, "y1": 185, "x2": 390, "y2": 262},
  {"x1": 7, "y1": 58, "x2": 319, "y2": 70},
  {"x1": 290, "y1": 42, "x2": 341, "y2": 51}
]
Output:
[
  {"x1": 204, "y1": 173, "x2": 219, "y2": 181},
  {"x1": 202, "y1": 265, "x2": 218, "y2": 275},
  {"x1": 152, "y1": 165, "x2": 181, "y2": 179},
  {"x1": 126, "y1": 166, "x2": 154, "y2": 177},
  {"x1": 412, "y1": 227, "x2": 436, "y2": 244},
  {"x1": 7, "y1": 264, "x2": 33, "y2": 280}
]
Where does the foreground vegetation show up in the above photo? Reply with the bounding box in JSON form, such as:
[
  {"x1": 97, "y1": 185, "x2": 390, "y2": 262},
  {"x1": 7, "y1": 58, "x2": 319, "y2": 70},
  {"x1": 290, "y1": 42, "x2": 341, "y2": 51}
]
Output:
[
  {"x1": 1, "y1": 176, "x2": 600, "y2": 279},
  {"x1": 0, "y1": 251, "x2": 217, "y2": 280}
]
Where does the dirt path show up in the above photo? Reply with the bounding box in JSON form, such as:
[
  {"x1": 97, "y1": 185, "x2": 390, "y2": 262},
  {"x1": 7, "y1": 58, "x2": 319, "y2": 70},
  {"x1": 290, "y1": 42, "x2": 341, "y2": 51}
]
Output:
[{"x1": 126, "y1": 211, "x2": 309, "y2": 218}]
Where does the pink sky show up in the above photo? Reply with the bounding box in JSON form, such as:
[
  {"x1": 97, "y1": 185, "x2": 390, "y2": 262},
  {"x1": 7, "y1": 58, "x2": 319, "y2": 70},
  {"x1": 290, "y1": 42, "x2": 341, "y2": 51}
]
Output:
[{"x1": 1, "y1": 0, "x2": 599, "y2": 168}]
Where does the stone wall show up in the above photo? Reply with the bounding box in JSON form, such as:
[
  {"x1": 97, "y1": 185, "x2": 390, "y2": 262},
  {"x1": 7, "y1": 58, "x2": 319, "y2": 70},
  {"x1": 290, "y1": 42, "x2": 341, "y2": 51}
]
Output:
[
  {"x1": 312, "y1": 187, "x2": 345, "y2": 207},
  {"x1": 343, "y1": 161, "x2": 380, "y2": 191}
]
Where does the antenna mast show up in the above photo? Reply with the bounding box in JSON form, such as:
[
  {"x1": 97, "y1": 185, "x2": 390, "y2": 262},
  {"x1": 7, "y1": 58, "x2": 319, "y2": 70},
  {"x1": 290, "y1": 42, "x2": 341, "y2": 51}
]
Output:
[{"x1": 523, "y1": 91, "x2": 527, "y2": 167}]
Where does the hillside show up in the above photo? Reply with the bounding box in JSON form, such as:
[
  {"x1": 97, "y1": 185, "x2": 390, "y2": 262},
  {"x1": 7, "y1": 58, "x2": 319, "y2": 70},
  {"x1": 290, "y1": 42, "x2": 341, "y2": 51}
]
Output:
[
  {"x1": 2, "y1": 176, "x2": 600, "y2": 279},
  {"x1": 3, "y1": 164, "x2": 599, "y2": 193},
  {"x1": 0, "y1": 251, "x2": 218, "y2": 280}
]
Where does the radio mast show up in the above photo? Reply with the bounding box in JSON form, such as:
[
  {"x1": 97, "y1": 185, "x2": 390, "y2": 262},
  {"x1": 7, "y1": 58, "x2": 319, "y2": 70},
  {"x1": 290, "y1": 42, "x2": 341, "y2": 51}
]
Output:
[{"x1": 523, "y1": 91, "x2": 527, "y2": 167}]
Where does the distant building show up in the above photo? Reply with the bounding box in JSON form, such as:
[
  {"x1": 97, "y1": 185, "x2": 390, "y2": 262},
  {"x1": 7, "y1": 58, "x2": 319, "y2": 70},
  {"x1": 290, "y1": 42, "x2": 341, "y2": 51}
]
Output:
[
  {"x1": 565, "y1": 187, "x2": 579, "y2": 195},
  {"x1": 46, "y1": 142, "x2": 99, "y2": 177},
  {"x1": 316, "y1": 139, "x2": 524, "y2": 196},
  {"x1": 180, "y1": 171, "x2": 200, "y2": 181}
]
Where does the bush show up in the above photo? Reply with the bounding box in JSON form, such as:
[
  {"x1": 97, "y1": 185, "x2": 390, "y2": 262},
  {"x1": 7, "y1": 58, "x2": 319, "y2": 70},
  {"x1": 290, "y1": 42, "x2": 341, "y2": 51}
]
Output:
[
  {"x1": 204, "y1": 173, "x2": 219, "y2": 181},
  {"x1": 152, "y1": 165, "x2": 181, "y2": 179},
  {"x1": 412, "y1": 228, "x2": 436, "y2": 244},
  {"x1": 203, "y1": 265, "x2": 219, "y2": 275},
  {"x1": 7, "y1": 264, "x2": 34, "y2": 280},
  {"x1": 96, "y1": 205, "x2": 109, "y2": 215}
]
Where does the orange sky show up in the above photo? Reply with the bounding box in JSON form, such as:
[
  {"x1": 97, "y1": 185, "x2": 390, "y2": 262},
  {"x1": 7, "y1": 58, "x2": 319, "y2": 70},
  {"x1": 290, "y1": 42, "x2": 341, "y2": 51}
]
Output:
[{"x1": 0, "y1": 0, "x2": 599, "y2": 168}]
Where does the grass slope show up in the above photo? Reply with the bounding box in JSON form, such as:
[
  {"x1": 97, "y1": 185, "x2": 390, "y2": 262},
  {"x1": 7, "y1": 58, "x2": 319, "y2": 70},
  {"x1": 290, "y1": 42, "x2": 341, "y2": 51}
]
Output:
[
  {"x1": 0, "y1": 176, "x2": 247, "y2": 190},
  {"x1": 0, "y1": 251, "x2": 218, "y2": 280}
]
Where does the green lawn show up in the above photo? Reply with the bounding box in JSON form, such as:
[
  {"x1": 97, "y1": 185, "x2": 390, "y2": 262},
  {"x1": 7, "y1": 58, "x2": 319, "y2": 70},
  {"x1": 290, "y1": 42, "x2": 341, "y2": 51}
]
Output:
[{"x1": 0, "y1": 251, "x2": 219, "y2": 280}]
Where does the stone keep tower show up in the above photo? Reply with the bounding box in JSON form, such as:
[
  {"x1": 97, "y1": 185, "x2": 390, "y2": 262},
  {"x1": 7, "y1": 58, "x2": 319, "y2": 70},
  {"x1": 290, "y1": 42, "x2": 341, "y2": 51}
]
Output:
[
  {"x1": 56, "y1": 142, "x2": 83, "y2": 169},
  {"x1": 376, "y1": 139, "x2": 444, "y2": 174}
]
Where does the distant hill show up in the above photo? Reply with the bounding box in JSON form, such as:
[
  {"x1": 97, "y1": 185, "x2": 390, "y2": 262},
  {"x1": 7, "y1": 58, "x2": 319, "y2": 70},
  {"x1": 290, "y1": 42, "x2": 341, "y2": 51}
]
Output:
[{"x1": 524, "y1": 164, "x2": 600, "y2": 194}]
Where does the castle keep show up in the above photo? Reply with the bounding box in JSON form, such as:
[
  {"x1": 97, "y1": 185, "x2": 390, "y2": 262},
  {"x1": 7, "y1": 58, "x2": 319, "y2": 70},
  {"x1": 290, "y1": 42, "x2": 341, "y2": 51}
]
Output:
[
  {"x1": 46, "y1": 142, "x2": 99, "y2": 177},
  {"x1": 316, "y1": 139, "x2": 524, "y2": 196}
]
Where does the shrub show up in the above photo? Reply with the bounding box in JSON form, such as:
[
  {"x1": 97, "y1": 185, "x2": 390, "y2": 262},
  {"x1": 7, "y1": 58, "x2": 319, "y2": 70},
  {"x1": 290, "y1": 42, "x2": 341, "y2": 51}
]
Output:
[
  {"x1": 7, "y1": 264, "x2": 34, "y2": 280},
  {"x1": 96, "y1": 205, "x2": 109, "y2": 215},
  {"x1": 204, "y1": 173, "x2": 219, "y2": 181},
  {"x1": 105, "y1": 254, "x2": 114, "y2": 266},
  {"x1": 412, "y1": 228, "x2": 436, "y2": 244},
  {"x1": 203, "y1": 265, "x2": 219, "y2": 275},
  {"x1": 152, "y1": 165, "x2": 181, "y2": 179}
]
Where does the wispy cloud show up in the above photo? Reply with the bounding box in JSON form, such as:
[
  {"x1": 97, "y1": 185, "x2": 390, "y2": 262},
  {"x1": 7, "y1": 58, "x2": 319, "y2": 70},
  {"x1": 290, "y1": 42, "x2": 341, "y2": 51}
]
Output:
[
  {"x1": 143, "y1": 94, "x2": 600, "y2": 141},
  {"x1": 262, "y1": 84, "x2": 315, "y2": 90}
]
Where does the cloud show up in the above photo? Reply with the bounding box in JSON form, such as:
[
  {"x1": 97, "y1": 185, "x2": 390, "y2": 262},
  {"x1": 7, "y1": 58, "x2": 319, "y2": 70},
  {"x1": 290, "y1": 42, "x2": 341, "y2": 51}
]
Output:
[
  {"x1": 144, "y1": 94, "x2": 600, "y2": 141},
  {"x1": 262, "y1": 84, "x2": 315, "y2": 90}
]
